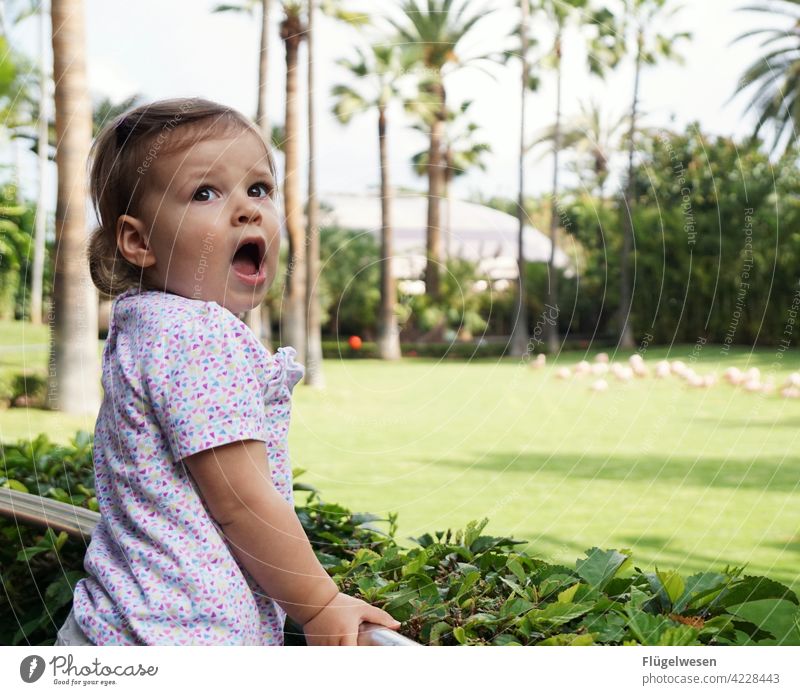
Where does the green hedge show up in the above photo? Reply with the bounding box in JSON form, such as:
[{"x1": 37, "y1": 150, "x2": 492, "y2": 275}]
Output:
[{"x1": 2, "y1": 433, "x2": 799, "y2": 646}]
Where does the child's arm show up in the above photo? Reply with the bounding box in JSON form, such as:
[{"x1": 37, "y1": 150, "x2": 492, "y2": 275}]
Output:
[{"x1": 184, "y1": 439, "x2": 400, "y2": 643}]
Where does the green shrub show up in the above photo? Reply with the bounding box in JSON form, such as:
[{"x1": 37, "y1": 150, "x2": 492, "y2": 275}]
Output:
[
  {"x1": 10, "y1": 372, "x2": 47, "y2": 408},
  {"x1": 2, "y1": 433, "x2": 799, "y2": 646}
]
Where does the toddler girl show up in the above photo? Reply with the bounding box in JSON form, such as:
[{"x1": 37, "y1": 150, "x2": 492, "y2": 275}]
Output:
[{"x1": 55, "y1": 97, "x2": 399, "y2": 646}]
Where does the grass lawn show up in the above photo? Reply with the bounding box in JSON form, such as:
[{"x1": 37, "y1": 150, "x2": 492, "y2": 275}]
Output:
[{"x1": 2, "y1": 317, "x2": 799, "y2": 595}]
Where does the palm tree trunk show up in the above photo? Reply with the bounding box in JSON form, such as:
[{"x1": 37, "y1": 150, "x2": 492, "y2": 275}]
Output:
[
  {"x1": 305, "y1": 0, "x2": 324, "y2": 386},
  {"x1": 30, "y1": 3, "x2": 49, "y2": 326},
  {"x1": 48, "y1": 0, "x2": 100, "y2": 414},
  {"x1": 425, "y1": 79, "x2": 445, "y2": 301},
  {"x1": 546, "y1": 28, "x2": 563, "y2": 354},
  {"x1": 245, "y1": 0, "x2": 271, "y2": 342},
  {"x1": 619, "y1": 31, "x2": 642, "y2": 350},
  {"x1": 510, "y1": 0, "x2": 530, "y2": 358},
  {"x1": 256, "y1": 0, "x2": 270, "y2": 132},
  {"x1": 377, "y1": 103, "x2": 401, "y2": 360},
  {"x1": 444, "y1": 149, "x2": 453, "y2": 262},
  {"x1": 280, "y1": 13, "x2": 306, "y2": 359}
]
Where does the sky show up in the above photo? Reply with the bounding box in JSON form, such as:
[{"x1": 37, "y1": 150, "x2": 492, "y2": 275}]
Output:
[{"x1": 3, "y1": 0, "x2": 786, "y2": 213}]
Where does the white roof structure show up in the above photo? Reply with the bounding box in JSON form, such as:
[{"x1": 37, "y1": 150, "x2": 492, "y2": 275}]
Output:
[{"x1": 318, "y1": 192, "x2": 571, "y2": 286}]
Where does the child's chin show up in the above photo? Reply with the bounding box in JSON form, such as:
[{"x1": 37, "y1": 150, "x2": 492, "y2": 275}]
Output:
[{"x1": 224, "y1": 292, "x2": 269, "y2": 316}]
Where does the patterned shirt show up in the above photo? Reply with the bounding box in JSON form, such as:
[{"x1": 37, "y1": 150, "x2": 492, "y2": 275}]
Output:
[{"x1": 71, "y1": 288, "x2": 304, "y2": 645}]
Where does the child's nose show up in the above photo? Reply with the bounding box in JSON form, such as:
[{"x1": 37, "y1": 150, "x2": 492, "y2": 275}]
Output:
[{"x1": 233, "y1": 197, "x2": 262, "y2": 226}]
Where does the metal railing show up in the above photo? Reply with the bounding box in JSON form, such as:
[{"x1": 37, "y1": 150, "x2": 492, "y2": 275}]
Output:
[{"x1": 0, "y1": 487, "x2": 419, "y2": 646}]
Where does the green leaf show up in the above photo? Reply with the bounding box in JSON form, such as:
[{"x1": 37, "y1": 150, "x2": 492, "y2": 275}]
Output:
[
  {"x1": 16, "y1": 545, "x2": 50, "y2": 562},
  {"x1": 538, "y1": 573, "x2": 576, "y2": 599},
  {"x1": 401, "y1": 548, "x2": 429, "y2": 577},
  {"x1": 2, "y1": 479, "x2": 28, "y2": 493},
  {"x1": 350, "y1": 548, "x2": 381, "y2": 568},
  {"x1": 656, "y1": 568, "x2": 685, "y2": 606},
  {"x1": 576, "y1": 548, "x2": 629, "y2": 591},
  {"x1": 525, "y1": 602, "x2": 594, "y2": 630},
  {"x1": 506, "y1": 556, "x2": 527, "y2": 584},
  {"x1": 499, "y1": 596, "x2": 535, "y2": 619},
  {"x1": 625, "y1": 612, "x2": 679, "y2": 646},
  {"x1": 45, "y1": 571, "x2": 83, "y2": 610},
  {"x1": 557, "y1": 582, "x2": 582, "y2": 604},
  {"x1": 721, "y1": 576, "x2": 798, "y2": 608},
  {"x1": 493, "y1": 634, "x2": 522, "y2": 646},
  {"x1": 658, "y1": 625, "x2": 700, "y2": 645},
  {"x1": 465, "y1": 613, "x2": 501, "y2": 628},
  {"x1": 454, "y1": 570, "x2": 480, "y2": 600},
  {"x1": 453, "y1": 626, "x2": 467, "y2": 644},
  {"x1": 428, "y1": 621, "x2": 451, "y2": 645},
  {"x1": 498, "y1": 575, "x2": 528, "y2": 600},
  {"x1": 673, "y1": 572, "x2": 730, "y2": 613},
  {"x1": 464, "y1": 518, "x2": 489, "y2": 549},
  {"x1": 580, "y1": 612, "x2": 627, "y2": 643},
  {"x1": 726, "y1": 600, "x2": 800, "y2": 645},
  {"x1": 536, "y1": 633, "x2": 595, "y2": 646},
  {"x1": 406, "y1": 572, "x2": 441, "y2": 604},
  {"x1": 698, "y1": 614, "x2": 735, "y2": 638}
]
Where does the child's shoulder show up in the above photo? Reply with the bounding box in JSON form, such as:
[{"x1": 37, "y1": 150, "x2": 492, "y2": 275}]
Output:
[{"x1": 113, "y1": 289, "x2": 233, "y2": 335}]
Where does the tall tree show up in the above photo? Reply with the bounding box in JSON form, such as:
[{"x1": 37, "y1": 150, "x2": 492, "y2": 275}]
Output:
[
  {"x1": 49, "y1": 0, "x2": 100, "y2": 413},
  {"x1": 532, "y1": 0, "x2": 622, "y2": 352},
  {"x1": 212, "y1": 0, "x2": 273, "y2": 343},
  {"x1": 512, "y1": 0, "x2": 532, "y2": 357},
  {"x1": 534, "y1": 99, "x2": 628, "y2": 201},
  {"x1": 305, "y1": 0, "x2": 323, "y2": 385},
  {"x1": 409, "y1": 99, "x2": 491, "y2": 260},
  {"x1": 332, "y1": 43, "x2": 418, "y2": 360},
  {"x1": 278, "y1": 1, "x2": 307, "y2": 357},
  {"x1": 732, "y1": 0, "x2": 800, "y2": 155},
  {"x1": 390, "y1": 0, "x2": 492, "y2": 301},
  {"x1": 617, "y1": 0, "x2": 689, "y2": 348}
]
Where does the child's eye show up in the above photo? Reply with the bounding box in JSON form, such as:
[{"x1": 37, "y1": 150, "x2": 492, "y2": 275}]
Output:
[
  {"x1": 248, "y1": 182, "x2": 273, "y2": 198},
  {"x1": 192, "y1": 186, "x2": 218, "y2": 202}
]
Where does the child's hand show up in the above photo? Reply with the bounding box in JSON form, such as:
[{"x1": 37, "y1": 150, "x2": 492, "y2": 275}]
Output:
[{"x1": 302, "y1": 592, "x2": 401, "y2": 646}]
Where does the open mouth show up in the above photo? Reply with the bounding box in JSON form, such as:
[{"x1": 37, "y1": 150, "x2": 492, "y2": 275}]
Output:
[{"x1": 231, "y1": 237, "x2": 266, "y2": 280}]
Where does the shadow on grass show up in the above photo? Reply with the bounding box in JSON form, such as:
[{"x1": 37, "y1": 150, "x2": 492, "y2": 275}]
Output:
[
  {"x1": 514, "y1": 531, "x2": 800, "y2": 595},
  {"x1": 433, "y1": 450, "x2": 800, "y2": 493}
]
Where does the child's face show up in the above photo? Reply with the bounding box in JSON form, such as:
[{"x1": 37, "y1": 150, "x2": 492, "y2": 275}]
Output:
[{"x1": 134, "y1": 127, "x2": 280, "y2": 314}]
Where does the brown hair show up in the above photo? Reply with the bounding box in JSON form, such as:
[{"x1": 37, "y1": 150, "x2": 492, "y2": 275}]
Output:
[{"x1": 87, "y1": 97, "x2": 278, "y2": 297}]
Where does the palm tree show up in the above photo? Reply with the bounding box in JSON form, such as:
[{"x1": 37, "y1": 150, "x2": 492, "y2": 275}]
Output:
[
  {"x1": 49, "y1": 0, "x2": 100, "y2": 413},
  {"x1": 732, "y1": 0, "x2": 800, "y2": 155},
  {"x1": 332, "y1": 43, "x2": 417, "y2": 360},
  {"x1": 409, "y1": 100, "x2": 491, "y2": 260},
  {"x1": 512, "y1": 0, "x2": 532, "y2": 358},
  {"x1": 389, "y1": 0, "x2": 492, "y2": 300},
  {"x1": 305, "y1": 0, "x2": 323, "y2": 386},
  {"x1": 535, "y1": 100, "x2": 628, "y2": 201},
  {"x1": 212, "y1": 0, "x2": 272, "y2": 342},
  {"x1": 489, "y1": 1, "x2": 541, "y2": 357},
  {"x1": 278, "y1": 2, "x2": 307, "y2": 358},
  {"x1": 533, "y1": 0, "x2": 624, "y2": 352},
  {"x1": 617, "y1": 0, "x2": 690, "y2": 348}
]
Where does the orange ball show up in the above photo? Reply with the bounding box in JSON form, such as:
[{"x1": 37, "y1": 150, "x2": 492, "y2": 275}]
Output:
[{"x1": 348, "y1": 335, "x2": 362, "y2": 350}]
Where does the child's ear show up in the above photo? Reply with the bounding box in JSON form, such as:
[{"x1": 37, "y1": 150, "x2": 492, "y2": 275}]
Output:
[{"x1": 116, "y1": 215, "x2": 156, "y2": 268}]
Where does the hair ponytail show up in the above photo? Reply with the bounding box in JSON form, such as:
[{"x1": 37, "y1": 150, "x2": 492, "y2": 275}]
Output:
[{"x1": 86, "y1": 225, "x2": 143, "y2": 298}]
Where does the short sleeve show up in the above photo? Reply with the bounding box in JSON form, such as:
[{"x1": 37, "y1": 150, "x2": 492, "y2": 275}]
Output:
[{"x1": 143, "y1": 301, "x2": 268, "y2": 462}]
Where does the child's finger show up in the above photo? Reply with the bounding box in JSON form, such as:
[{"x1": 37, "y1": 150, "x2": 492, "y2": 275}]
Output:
[{"x1": 364, "y1": 606, "x2": 401, "y2": 630}]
